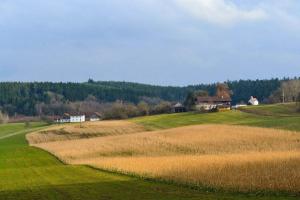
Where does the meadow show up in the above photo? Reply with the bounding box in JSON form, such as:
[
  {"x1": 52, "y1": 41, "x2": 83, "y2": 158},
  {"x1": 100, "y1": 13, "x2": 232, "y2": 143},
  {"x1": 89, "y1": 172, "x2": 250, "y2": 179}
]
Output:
[
  {"x1": 132, "y1": 106, "x2": 300, "y2": 131},
  {"x1": 3, "y1": 123, "x2": 289, "y2": 200},
  {"x1": 237, "y1": 103, "x2": 300, "y2": 117}
]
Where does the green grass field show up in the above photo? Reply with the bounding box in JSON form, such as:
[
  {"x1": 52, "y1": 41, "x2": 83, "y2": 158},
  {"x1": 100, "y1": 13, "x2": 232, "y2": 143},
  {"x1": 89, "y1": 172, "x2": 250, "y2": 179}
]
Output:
[
  {"x1": 1, "y1": 103, "x2": 300, "y2": 200},
  {"x1": 132, "y1": 108, "x2": 300, "y2": 132},
  {"x1": 0, "y1": 122, "x2": 46, "y2": 138},
  {"x1": 238, "y1": 103, "x2": 300, "y2": 117}
]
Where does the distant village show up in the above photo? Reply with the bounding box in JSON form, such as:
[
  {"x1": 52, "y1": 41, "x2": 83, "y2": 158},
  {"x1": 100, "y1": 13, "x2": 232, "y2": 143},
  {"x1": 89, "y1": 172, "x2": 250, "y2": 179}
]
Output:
[{"x1": 56, "y1": 95, "x2": 259, "y2": 124}]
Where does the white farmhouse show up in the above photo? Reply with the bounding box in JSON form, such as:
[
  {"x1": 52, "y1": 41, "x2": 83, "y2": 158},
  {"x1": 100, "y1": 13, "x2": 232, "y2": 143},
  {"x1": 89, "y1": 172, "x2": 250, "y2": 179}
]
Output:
[
  {"x1": 70, "y1": 115, "x2": 85, "y2": 123},
  {"x1": 248, "y1": 96, "x2": 259, "y2": 106}
]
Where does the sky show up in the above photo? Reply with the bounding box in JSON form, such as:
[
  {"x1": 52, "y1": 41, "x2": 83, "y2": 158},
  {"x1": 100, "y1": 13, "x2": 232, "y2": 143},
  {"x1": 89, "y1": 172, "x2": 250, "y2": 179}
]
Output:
[{"x1": 0, "y1": 0, "x2": 300, "y2": 86}]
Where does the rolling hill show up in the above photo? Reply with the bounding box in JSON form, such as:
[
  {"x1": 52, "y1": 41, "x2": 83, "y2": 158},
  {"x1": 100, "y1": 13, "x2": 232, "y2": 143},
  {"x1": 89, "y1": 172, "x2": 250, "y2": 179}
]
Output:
[
  {"x1": 238, "y1": 103, "x2": 299, "y2": 117},
  {"x1": 23, "y1": 104, "x2": 300, "y2": 199},
  {"x1": 6, "y1": 122, "x2": 298, "y2": 199}
]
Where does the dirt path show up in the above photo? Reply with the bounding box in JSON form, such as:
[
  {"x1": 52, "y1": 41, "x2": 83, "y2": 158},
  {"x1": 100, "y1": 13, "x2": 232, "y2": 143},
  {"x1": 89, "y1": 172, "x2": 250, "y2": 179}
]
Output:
[{"x1": 0, "y1": 127, "x2": 45, "y2": 140}]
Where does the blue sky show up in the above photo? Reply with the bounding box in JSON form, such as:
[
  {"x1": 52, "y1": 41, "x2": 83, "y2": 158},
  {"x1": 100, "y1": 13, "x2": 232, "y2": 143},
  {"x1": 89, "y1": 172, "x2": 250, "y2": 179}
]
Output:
[{"x1": 0, "y1": 0, "x2": 300, "y2": 85}]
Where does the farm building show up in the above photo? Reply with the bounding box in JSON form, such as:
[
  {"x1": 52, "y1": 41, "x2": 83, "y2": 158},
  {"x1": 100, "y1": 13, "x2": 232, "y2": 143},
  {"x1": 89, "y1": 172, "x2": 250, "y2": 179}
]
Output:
[
  {"x1": 195, "y1": 96, "x2": 232, "y2": 111},
  {"x1": 88, "y1": 112, "x2": 102, "y2": 122},
  {"x1": 173, "y1": 103, "x2": 186, "y2": 113},
  {"x1": 55, "y1": 117, "x2": 70, "y2": 123},
  {"x1": 231, "y1": 104, "x2": 247, "y2": 109},
  {"x1": 70, "y1": 115, "x2": 85, "y2": 123},
  {"x1": 248, "y1": 96, "x2": 259, "y2": 106},
  {"x1": 55, "y1": 113, "x2": 86, "y2": 123}
]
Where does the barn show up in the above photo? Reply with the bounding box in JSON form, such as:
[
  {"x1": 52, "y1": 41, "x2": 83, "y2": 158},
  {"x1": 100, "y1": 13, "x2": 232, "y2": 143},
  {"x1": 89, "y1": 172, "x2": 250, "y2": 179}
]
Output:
[
  {"x1": 195, "y1": 96, "x2": 232, "y2": 111},
  {"x1": 173, "y1": 103, "x2": 186, "y2": 113}
]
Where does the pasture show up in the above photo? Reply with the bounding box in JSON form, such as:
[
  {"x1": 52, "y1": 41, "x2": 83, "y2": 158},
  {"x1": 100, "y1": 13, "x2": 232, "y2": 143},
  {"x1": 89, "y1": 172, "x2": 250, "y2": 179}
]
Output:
[
  {"x1": 238, "y1": 103, "x2": 299, "y2": 117},
  {"x1": 132, "y1": 109, "x2": 300, "y2": 131}
]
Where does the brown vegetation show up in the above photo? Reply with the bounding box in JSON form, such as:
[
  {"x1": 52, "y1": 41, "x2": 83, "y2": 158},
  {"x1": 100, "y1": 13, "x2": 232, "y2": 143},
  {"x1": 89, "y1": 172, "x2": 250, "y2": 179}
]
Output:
[
  {"x1": 28, "y1": 124, "x2": 300, "y2": 193},
  {"x1": 75, "y1": 152, "x2": 300, "y2": 192},
  {"x1": 27, "y1": 120, "x2": 146, "y2": 144},
  {"x1": 269, "y1": 79, "x2": 300, "y2": 103},
  {"x1": 0, "y1": 111, "x2": 9, "y2": 124}
]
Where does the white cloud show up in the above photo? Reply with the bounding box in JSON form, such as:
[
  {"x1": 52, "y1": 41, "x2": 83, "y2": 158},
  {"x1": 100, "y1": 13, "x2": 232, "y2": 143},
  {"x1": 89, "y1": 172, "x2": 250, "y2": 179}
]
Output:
[{"x1": 176, "y1": 0, "x2": 268, "y2": 26}]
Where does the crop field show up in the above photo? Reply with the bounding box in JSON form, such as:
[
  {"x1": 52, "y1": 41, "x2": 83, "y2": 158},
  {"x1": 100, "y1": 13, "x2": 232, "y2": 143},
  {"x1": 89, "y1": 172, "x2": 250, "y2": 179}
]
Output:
[
  {"x1": 4, "y1": 105, "x2": 300, "y2": 199},
  {"x1": 29, "y1": 124, "x2": 300, "y2": 193},
  {"x1": 4, "y1": 123, "x2": 286, "y2": 200},
  {"x1": 27, "y1": 120, "x2": 146, "y2": 144}
]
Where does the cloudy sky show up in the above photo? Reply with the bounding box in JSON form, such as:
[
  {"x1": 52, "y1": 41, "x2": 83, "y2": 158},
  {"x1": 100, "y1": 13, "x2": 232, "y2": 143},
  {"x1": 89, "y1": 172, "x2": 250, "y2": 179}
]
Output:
[{"x1": 0, "y1": 0, "x2": 300, "y2": 85}]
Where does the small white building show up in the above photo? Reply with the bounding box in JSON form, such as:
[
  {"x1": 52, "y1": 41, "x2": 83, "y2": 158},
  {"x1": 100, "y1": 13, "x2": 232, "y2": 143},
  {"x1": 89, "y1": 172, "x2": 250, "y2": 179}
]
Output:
[
  {"x1": 70, "y1": 115, "x2": 85, "y2": 123},
  {"x1": 231, "y1": 104, "x2": 247, "y2": 109},
  {"x1": 248, "y1": 96, "x2": 259, "y2": 106},
  {"x1": 55, "y1": 114, "x2": 86, "y2": 124},
  {"x1": 90, "y1": 117, "x2": 100, "y2": 122}
]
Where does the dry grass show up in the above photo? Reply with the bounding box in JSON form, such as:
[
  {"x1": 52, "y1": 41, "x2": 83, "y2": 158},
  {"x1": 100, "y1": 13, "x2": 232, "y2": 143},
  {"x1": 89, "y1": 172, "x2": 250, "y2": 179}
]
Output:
[
  {"x1": 28, "y1": 124, "x2": 300, "y2": 193},
  {"x1": 74, "y1": 152, "x2": 300, "y2": 192},
  {"x1": 27, "y1": 120, "x2": 146, "y2": 144}
]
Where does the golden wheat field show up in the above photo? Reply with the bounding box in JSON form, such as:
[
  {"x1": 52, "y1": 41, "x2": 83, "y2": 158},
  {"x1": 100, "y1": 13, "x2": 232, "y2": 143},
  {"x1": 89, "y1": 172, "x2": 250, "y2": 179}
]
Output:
[
  {"x1": 28, "y1": 123, "x2": 300, "y2": 193},
  {"x1": 27, "y1": 120, "x2": 146, "y2": 144}
]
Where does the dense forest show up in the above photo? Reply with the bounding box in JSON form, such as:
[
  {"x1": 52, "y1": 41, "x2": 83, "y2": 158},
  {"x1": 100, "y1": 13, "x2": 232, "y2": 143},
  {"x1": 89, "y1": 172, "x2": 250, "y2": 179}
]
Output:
[{"x1": 0, "y1": 78, "x2": 297, "y2": 116}]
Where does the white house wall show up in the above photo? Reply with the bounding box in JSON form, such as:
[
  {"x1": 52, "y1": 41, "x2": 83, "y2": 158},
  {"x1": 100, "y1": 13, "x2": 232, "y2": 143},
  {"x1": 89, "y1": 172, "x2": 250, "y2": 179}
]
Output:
[{"x1": 70, "y1": 115, "x2": 86, "y2": 123}]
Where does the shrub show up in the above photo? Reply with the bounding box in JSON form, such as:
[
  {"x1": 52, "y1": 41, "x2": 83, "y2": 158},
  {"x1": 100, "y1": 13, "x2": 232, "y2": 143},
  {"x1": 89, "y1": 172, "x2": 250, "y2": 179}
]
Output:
[
  {"x1": 137, "y1": 101, "x2": 150, "y2": 116},
  {"x1": 151, "y1": 101, "x2": 172, "y2": 114},
  {"x1": 41, "y1": 116, "x2": 53, "y2": 125},
  {"x1": 103, "y1": 102, "x2": 128, "y2": 119},
  {"x1": 25, "y1": 121, "x2": 31, "y2": 128}
]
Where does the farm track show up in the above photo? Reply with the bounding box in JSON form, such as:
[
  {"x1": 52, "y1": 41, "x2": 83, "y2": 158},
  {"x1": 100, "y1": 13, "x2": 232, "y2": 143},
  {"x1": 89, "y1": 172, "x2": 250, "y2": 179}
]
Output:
[{"x1": 0, "y1": 127, "x2": 46, "y2": 140}]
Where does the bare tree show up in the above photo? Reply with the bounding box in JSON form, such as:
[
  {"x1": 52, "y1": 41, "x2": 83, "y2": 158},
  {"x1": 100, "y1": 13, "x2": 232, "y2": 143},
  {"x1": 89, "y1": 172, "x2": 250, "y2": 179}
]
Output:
[
  {"x1": 0, "y1": 111, "x2": 9, "y2": 124},
  {"x1": 216, "y1": 83, "x2": 232, "y2": 99},
  {"x1": 281, "y1": 80, "x2": 300, "y2": 102},
  {"x1": 137, "y1": 101, "x2": 150, "y2": 116},
  {"x1": 269, "y1": 80, "x2": 300, "y2": 103},
  {"x1": 297, "y1": 93, "x2": 300, "y2": 112},
  {"x1": 152, "y1": 101, "x2": 172, "y2": 114}
]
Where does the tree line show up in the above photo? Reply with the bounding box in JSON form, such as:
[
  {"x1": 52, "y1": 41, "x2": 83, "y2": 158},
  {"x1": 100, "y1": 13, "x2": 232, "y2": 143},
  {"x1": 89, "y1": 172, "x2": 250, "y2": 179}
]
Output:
[{"x1": 0, "y1": 78, "x2": 298, "y2": 117}]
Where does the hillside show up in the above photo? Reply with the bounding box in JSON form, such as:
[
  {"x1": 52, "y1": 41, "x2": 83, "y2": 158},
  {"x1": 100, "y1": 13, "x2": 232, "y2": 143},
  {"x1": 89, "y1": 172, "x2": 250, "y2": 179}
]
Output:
[
  {"x1": 30, "y1": 124, "x2": 300, "y2": 193},
  {"x1": 26, "y1": 104, "x2": 300, "y2": 196},
  {"x1": 238, "y1": 103, "x2": 299, "y2": 117},
  {"x1": 3, "y1": 123, "x2": 294, "y2": 200},
  {"x1": 0, "y1": 78, "x2": 284, "y2": 115},
  {"x1": 132, "y1": 109, "x2": 300, "y2": 132}
]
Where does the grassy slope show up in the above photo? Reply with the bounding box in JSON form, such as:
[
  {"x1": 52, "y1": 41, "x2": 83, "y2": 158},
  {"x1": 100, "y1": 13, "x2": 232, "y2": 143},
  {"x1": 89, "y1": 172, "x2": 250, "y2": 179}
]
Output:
[
  {"x1": 0, "y1": 123, "x2": 46, "y2": 138},
  {"x1": 132, "y1": 110, "x2": 300, "y2": 132},
  {"x1": 238, "y1": 103, "x2": 299, "y2": 117},
  {"x1": 2, "y1": 123, "x2": 293, "y2": 200}
]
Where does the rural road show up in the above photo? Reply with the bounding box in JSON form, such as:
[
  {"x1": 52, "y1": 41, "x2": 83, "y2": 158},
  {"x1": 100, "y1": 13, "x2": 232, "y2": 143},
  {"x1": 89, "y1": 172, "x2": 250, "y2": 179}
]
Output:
[{"x1": 0, "y1": 127, "x2": 44, "y2": 140}]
